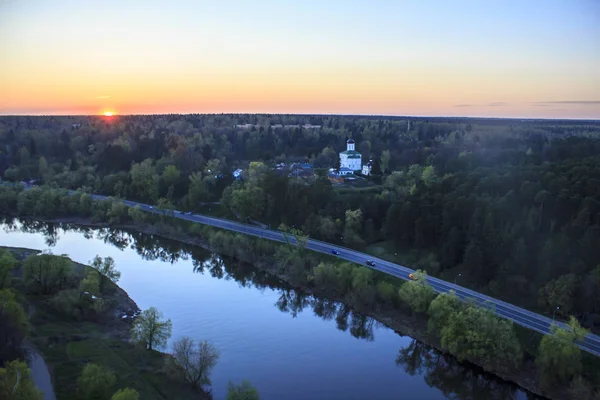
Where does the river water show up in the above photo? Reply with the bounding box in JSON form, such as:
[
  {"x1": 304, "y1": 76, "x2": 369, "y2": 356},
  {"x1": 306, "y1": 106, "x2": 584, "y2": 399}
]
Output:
[{"x1": 0, "y1": 219, "x2": 538, "y2": 400}]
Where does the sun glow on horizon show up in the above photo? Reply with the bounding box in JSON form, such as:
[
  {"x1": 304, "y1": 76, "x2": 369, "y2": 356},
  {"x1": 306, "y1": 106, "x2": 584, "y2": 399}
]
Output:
[{"x1": 103, "y1": 111, "x2": 114, "y2": 117}]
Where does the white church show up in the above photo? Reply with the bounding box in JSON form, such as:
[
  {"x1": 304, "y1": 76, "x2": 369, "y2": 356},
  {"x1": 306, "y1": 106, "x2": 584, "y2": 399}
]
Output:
[{"x1": 338, "y1": 138, "x2": 362, "y2": 175}]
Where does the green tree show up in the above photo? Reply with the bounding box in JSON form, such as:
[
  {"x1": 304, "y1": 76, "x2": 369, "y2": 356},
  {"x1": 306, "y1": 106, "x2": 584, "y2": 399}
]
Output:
[
  {"x1": 227, "y1": 380, "x2": 261, "y2": 400},
  {"x1": 0, "y1": 360, "x2": 42, "y2": 400},
  {"x1": 77, "y1": 363, "x2": 116, "y2": 400},
  {"x1": 161, "y1": 165, "x2": 180, "y2": 199},
  {"x1": 351, "y1": 267, "x2": 376, "y2": 305},
  {"x1": 106, "y1": 201, "x2": 127, "y2": 225},
  {"x1": 79, "y1": 270, "x2": 101, "y2": 297},
  {"x1": 131, "y1": 307, "x2": 172, "y2": 350},
  {"x1": 89, "y1": 256, "x2": 120, "y2": 294},
  {"x1": 0, "y1": 250, "x2": 18, "y2": 289},
  {"x1": 380, "y1": 150, "x2": 391, "y2": 173},
  {"x1": 79, "y1": 193, "x2": 93, "y2": 215},
  {"x1": 343, "y1": 209, "x2": 365, "y2": 248},
  {"x1": 398, "y1": 270, "x2": 435, "y2": 313},
  {"x1": 462, "y1": 240, "x2": 483, "y2": 280},
  {"x1": 537, "y1": 316, "x2": 588, "y2": 388},
  {"x1": 427, "y1": 290, "x2": 461, "y2": 334},
  {"x1": 130, "y1": 159, "x2": 158, "y2": 202},
  {"x1": 440, "y1": 304, "x2": 522, "y2": 371},
  {"x1": 187, "y1": 172, "x2": 209, "y2": 206},
  {"x1": 110, "y1": 388, "x2": 139, "y2": 400},
  {"x1": 38, "y1": 156, "x2": 49, "y2": 180},
  {"x1": 537, "y1": 274, "x2": 578, "y2": 317},
  {"x1": 312, "y1": 263, "x2": 339, "y2": 290},
  {"x1": 161, "y1": 165, "x2": 180, "y2": 187},
  {"x1": 171, "y1": 336, "x2": 220, "y2": 390},
  {"x1": 23, "y1": 253, "x2": 73, "y2": 294},
  {"x1": 127, "y1": 205, "x2": 145, "y2": 223},
  {"x1": 0, "y1": 289, "x2": 29, "y2": 363},
  {"x1": 421, "y1": 165, "x2": 436, "y2": 186}
]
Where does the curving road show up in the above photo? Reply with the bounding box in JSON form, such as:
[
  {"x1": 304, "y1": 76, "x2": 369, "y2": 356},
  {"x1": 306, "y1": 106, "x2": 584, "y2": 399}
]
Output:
[{"x1": 63, "y1": 191, "x2": 599, "y2": 357}]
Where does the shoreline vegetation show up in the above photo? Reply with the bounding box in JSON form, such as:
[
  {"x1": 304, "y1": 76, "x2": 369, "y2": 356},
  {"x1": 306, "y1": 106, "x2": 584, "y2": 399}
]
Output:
[
  {"x1": 0, "y1": 242, "x2": 260, "y2": 400},
  {"x1": 0, "y1": 184, "x2": 596, "y2": 400}
]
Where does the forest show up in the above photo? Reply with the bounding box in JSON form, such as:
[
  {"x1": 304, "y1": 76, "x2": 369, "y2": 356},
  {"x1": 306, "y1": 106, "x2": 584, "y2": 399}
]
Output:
[{"x1": 1, "y1": 114, "x2": 600, "y2": 334}]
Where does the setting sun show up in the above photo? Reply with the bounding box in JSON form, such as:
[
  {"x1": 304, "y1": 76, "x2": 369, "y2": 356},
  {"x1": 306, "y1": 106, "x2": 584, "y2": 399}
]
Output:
[{"x1": 103, "y1": 111, "x2": 113, "y2": 117}]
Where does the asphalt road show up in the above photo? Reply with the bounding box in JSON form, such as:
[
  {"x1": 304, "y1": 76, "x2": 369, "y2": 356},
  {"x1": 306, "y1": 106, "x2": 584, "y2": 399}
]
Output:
[{"x1": 60, "y1": 191, "x2": 600, "y2": 357}]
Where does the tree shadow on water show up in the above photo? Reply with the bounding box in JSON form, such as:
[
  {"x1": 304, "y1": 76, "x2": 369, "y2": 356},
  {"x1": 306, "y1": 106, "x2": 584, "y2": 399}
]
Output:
[{"x1": 396, "y1": 340, "x2": 540, "y2": 400}]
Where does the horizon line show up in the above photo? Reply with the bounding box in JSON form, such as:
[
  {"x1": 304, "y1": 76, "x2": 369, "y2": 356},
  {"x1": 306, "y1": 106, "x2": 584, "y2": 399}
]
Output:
[{"x1": 0, "y1": 112, "x2": 599, "y2": 122}]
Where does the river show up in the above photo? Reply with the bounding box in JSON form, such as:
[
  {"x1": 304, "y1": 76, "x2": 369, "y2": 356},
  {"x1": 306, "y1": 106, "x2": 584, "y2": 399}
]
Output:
[{"x1": 0, "y1": 219, "x2": 538, "y2": 400}]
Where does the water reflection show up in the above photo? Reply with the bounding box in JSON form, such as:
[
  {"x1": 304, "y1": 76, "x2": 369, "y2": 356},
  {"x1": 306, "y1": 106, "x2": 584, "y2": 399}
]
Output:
[
  {"x1": 3, "y1": 217, "x2": 380, "y2": 342},
  {"x1": 2, "y1": 217, "x2": 540, "y2": 399},
  {"x1": 396, "y1": 340, "x2": 541, "y2": 400}
]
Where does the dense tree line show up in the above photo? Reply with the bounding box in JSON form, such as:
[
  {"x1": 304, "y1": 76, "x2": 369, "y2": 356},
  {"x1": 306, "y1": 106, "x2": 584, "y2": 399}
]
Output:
[
  {"x1": 1, "y1": 115, "x2": 600, "y2": 325},
  {"x1": 2, "y1": 115, "x2": 599, "y2": 332}
]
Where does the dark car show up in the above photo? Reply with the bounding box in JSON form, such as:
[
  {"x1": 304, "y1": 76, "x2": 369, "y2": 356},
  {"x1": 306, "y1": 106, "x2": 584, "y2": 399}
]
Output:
[
  {"x1": 331, "y1": 250, "x2": 340, "y2": 255},
  {"x1": 366, "y1": 260, "x2": 376, "y2": 267}
]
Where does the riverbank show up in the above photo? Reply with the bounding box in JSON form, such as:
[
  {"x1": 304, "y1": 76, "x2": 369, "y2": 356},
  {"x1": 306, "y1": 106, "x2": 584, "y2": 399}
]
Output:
[
  {"x1": 2, "y1": 245, "x2": 211, "y2": 400},
  {"x1": 7, "y1": 216, "x2": 564, "y2": 400}
]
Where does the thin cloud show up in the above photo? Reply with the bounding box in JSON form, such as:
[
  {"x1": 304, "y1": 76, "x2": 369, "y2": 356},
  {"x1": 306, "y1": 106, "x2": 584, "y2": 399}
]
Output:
[
  {"x1": 453, "y1": 104, "x2": 473, "y2": 107},
  {"x1": 534, "y1": 100, "x2": 600, "y2": 105},
  {"x1": 488, "y1": 102, "x2": 508, "y2": 107}
]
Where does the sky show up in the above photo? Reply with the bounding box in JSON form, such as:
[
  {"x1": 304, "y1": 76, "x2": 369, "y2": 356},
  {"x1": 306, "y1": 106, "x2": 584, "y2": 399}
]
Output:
[{"x1": 1, "y1": 0, "x2": 599, "y2": 118}]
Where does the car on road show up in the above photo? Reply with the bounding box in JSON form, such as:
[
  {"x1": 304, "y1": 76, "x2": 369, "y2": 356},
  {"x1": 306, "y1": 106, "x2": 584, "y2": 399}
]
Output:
[
  {"x1": 408, "y1": 273, "x2": 417, "y2": 280},
  {"x1": 365, "y1": 260, "x2": 376, "y2": 267},
  {"x1": 331, "y1": 250, "x2": 340, "y2": 255}
]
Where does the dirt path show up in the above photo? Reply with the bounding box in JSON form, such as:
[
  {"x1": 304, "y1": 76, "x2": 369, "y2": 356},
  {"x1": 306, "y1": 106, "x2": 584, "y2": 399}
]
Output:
[{"x1": 25, "y1": 343, "x2": 56, "y2": 400}]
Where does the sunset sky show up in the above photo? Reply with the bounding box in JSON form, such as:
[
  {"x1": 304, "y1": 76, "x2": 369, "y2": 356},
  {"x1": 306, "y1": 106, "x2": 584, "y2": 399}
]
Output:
[{"x1": 1, "y1": 0, "x2": 599, "y2": 118}]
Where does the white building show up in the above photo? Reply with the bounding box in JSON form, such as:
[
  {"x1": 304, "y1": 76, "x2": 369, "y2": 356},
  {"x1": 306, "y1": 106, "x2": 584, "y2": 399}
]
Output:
[
  {"x1": 339, "y1": 139, "x2": 361, "y2": 172},
  {"x1": 362, "y1": 159, "x2": 373, "y2": 176}
]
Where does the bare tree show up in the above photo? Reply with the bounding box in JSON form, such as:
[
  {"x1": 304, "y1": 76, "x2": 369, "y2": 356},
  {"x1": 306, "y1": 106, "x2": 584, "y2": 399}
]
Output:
[{"x1": 171, "y1": 336, "x2": 220, "y2": 390}]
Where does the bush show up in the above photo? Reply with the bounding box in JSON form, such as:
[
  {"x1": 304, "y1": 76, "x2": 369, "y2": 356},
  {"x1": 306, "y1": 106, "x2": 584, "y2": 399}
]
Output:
[
  {"x1": 0, "y1": 360, "x2": 42, "y2": 400},
  {"x1": 77, "y1": 363, "x2": 116, "y2": 400},
  {"x1": 49, "y1": 289, "x2": 83, "y2": 320},
  {"x1": 227, "y1": 380, "x2": 260, "y2": 400},
  {"x1": 111, "y1": 388, "x2": 139, "y2": 400}
]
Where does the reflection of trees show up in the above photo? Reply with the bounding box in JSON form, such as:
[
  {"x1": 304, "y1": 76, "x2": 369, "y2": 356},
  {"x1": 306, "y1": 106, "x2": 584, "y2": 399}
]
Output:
[
  {"x1": 1, "y1": 217, "x2": 17, "y2": 233},
  {"x1": 275, "y1": 289, "x2": 312, "y2": 317},
  {"x1": 126, "y1": 231, "x2": 195, "y2": 263},
  {"x1": 8, "y1": 219, "x2": 379, "y2": 342},
  {"x1": 17, "y1": 219, "x2": 59, "y2": 246},
  {"x1": 396, "y1": 340, "x2": 522, "y2": 400},
  {"x1": 349, "y1": 313, "x2": 375, "y2": 341},
  {"x1": 96, "y1": 228, "x2": 130, "y2": 250},
  {"x1": 312, "y1": 298, "x2": 338, "y2": 321}
]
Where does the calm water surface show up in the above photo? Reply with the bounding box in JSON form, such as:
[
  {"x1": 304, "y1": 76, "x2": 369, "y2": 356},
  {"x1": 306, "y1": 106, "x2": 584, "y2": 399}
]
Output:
[{"x1": 0, "y1": 220, "x2": 537, "y2": 400}]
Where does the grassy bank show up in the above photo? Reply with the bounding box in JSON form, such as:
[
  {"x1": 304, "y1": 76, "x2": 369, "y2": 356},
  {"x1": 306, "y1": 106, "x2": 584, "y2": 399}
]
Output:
[{"x1": 3, "y1": 246, "x2": 209, "y2": 400}]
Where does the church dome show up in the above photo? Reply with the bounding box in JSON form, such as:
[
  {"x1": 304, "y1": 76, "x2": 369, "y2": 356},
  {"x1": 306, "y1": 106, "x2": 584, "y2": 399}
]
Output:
[{"x1": 347, "y1": 138, "x2": 355, "y2": 144}]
